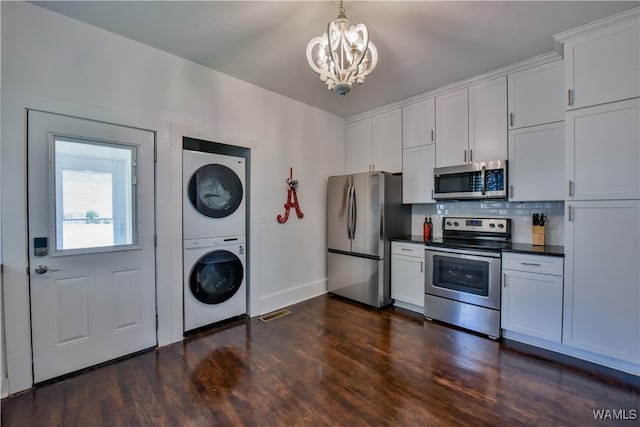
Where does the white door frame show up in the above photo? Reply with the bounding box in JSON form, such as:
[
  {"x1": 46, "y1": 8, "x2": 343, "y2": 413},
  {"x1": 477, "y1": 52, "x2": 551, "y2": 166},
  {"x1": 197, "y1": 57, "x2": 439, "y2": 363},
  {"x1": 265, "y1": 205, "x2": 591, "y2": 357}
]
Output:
[{"x1": 1, "y1": 88, "x2": 182, "y2": 394}]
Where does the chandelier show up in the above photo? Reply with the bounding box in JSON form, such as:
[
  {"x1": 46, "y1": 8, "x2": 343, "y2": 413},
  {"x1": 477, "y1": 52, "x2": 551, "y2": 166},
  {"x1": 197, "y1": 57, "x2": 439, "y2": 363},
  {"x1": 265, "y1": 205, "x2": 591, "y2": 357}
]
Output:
[{"x1": 306, "y1": 0, "x2": 378, "y2": 96}]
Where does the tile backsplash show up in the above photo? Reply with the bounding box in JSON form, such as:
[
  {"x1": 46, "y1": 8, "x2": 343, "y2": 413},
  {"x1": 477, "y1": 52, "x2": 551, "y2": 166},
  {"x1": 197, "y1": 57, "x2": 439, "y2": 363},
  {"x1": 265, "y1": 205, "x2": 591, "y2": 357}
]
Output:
[{"x1": 411, "y1": 201, "x2": 565, "y2": 246}]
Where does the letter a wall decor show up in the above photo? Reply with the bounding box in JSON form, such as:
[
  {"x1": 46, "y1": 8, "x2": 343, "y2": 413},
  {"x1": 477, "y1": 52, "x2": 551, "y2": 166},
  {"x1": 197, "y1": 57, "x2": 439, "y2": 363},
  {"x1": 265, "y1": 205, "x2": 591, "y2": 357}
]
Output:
[{"x1": 277, "y1": 167, "x2": 304, "y2": 224}]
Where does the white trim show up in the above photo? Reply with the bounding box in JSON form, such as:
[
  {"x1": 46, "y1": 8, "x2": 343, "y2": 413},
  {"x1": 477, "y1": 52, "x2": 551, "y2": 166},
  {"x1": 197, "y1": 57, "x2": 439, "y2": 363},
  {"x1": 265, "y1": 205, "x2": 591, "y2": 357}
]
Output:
[
  {"x1": 503, "y1": 330, "x2": 640, "y2": 376},
  {"x1": 256, "y1": 279, "x2": 327, "y2": 317},
  {"x1": 346, "y1": 51, "x2": 562, "y2": 124},
  {"x1": 1, "y1": 87, "x2": 173, "y2": 394},
  {"x1": 1, "y1": 377, "x2": 8, "y2": 399},
  {"x1": 553, "y1": 6, "x2": 640, "y2": 46}
]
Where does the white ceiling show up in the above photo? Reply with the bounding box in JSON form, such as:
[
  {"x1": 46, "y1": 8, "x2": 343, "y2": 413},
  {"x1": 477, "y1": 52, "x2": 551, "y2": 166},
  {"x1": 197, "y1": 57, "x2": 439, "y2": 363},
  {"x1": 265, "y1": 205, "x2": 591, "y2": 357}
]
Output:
[{"x1": 31, "y1": 1, "x2": 638, "y2": 118}]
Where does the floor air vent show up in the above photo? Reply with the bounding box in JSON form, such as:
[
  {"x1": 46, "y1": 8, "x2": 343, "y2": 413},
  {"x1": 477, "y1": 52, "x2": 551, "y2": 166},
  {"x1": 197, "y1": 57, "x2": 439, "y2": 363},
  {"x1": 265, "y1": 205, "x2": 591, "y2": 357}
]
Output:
[{"x1": 259, "y1": 309, "x2": 291, "y2": 323}]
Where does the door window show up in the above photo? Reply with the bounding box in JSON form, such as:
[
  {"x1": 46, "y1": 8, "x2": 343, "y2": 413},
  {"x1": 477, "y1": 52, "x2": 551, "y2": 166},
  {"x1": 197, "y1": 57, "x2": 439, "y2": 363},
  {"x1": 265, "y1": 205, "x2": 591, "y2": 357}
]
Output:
[
  {"x1": 53, "y1": 136, "x2": 138, "y2": 253},
  {"x1": 187, "y1": 164, "x2": 243, "y2": 218},
  {"x1": 190, "y1": 250, "x2": 244, "y2": 304}
]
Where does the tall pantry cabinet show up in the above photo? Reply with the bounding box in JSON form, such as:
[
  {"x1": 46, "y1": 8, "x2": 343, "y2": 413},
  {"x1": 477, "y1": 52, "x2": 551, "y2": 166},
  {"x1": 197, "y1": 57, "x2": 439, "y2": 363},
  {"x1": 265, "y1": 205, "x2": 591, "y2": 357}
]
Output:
[
  {"x1": 402, "y1": 98, "x2": 436, "y2": 203},
  {"x1": 557, "y1": 8, "x2": 640, "y2": 370}
]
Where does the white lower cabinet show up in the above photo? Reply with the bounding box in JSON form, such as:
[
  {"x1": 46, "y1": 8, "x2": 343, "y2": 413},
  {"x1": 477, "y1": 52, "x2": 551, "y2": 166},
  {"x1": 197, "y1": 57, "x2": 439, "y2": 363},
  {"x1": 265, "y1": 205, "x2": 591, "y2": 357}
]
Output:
[
  {"x1": 391, "y1": 242, "x2": 425, "y2": 312},
  {"x1": 564, "y1": 200, "x2": 639, "y2": 365},
  {"x1": 501, "y1": 253, "x2": 564, "y2": 343}
]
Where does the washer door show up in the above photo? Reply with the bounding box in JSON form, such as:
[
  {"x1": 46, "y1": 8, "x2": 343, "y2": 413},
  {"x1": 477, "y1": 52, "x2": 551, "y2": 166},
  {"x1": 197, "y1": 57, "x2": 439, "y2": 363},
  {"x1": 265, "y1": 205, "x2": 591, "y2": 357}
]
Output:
[
  {"x1": 187, "y1": 164, "x2": 243, "y2": 218},
  {"x1": 190, "y1": 250, "x2": 244, "y2": 304}
]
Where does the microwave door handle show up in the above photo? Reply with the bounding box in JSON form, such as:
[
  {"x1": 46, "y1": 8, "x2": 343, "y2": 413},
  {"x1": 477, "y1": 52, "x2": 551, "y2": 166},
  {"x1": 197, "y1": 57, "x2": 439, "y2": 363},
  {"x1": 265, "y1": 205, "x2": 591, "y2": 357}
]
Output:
[{"x1": 481, "y1": 166, "x2": 486, "y2": 195}]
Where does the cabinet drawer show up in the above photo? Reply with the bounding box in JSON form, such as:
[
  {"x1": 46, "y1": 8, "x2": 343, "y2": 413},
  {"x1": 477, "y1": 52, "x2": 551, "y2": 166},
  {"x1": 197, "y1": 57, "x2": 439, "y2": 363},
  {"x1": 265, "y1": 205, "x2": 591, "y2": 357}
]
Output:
[
  {"x1": 502, "y1": 253, "x2": 563, "y2": 276},
  {"x1": 391, "y1": 242, "x2": 424, "y2": 257}
]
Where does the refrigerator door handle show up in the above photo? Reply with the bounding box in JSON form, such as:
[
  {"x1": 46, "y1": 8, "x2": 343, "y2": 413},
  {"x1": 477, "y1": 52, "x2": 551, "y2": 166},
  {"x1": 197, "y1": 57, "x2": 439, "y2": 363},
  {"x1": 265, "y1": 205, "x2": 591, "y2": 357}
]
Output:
[{"x1": 346, "y1": 186, "x2": 353, "y2": 239}]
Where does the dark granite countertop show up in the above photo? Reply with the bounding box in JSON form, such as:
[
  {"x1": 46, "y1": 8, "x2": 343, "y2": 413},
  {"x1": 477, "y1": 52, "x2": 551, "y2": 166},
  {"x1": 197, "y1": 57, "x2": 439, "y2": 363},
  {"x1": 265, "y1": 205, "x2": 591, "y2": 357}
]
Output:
[
  {"x1": 503, "y1": 243, "x2": 564, "y2": 257},
  {"x1": 391, "y1": 235, "x2": 426, "y2": 245},
  {"x1": 391, "y1": 236, "x2": 564, "y2": 257}
]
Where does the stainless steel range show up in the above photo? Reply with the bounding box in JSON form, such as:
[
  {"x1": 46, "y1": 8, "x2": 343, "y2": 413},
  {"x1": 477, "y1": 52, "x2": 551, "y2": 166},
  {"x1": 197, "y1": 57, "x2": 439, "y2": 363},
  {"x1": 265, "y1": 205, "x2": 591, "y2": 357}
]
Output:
[{"x1": 424, "y1": 217, "x2": 512, "y2": 338}]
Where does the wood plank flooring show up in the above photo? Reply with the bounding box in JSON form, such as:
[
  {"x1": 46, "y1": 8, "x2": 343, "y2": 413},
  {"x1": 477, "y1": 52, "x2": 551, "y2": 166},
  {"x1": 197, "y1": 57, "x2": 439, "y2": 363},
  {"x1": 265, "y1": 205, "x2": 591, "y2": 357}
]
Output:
[{"x1": 2, "y1": 294, "x2": 638, "y2": 426}]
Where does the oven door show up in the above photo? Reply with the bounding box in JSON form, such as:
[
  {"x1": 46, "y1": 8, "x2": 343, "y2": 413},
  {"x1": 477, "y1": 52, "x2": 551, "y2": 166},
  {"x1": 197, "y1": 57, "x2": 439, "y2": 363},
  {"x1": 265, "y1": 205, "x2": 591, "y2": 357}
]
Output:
[{"x1": 425, "y1": 248, "x2": 501, "y2": 309}]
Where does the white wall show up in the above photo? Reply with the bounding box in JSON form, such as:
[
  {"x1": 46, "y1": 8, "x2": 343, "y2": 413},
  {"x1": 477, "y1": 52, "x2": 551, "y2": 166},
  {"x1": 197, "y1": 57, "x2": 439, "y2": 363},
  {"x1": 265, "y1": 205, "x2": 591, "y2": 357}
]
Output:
[{"x1": 0, "y1": 1, "x2": 345, "y2": 394}]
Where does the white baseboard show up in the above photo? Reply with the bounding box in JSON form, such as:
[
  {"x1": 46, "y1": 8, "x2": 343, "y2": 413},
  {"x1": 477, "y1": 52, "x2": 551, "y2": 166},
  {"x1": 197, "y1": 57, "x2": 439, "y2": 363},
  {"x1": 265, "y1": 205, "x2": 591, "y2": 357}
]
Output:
[
  {"x1": 1, "y1": 377, "x2": 8, "y2": 399},
  {"x1": 255, "y1": 279, "x2": 327, "y2": 316},
  {"x1": 503, "y1": 330, "x2": 640, "y2": 376}
]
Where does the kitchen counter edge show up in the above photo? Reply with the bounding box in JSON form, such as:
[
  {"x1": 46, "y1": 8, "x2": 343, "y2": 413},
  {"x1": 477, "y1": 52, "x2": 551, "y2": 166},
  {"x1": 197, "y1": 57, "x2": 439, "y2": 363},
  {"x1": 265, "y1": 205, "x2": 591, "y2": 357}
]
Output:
[{"x1": 390, "y1": 236, "x2": 564, "y2": 257}]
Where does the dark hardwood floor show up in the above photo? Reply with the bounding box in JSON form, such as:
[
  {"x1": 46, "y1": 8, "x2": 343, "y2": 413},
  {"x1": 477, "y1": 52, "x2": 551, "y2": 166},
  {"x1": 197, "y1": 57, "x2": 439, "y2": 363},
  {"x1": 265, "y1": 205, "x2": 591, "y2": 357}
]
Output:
[{"x1": 2, "y1": 294, "x2": 638, "y2": 426}]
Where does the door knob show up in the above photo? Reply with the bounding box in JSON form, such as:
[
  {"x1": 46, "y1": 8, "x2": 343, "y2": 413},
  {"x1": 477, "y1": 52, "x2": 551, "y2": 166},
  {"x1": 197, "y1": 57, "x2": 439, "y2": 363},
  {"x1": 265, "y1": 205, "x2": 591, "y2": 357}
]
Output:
[{"x1": 34, "y1": 265, "x2": 59, "y2": 274}]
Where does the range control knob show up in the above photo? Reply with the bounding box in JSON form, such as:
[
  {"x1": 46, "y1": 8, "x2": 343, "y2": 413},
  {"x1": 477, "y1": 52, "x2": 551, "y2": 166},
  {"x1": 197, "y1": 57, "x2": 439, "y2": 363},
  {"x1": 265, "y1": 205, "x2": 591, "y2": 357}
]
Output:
[
  {"x1": 453, "y1": 221, "x2": 459, "y2": 227},
  {"x1": 498, "y1": 223, "x2": 505, "y2": 229},
  {"x1": 446, "y1": 221, "x2": 452, "y2": 226},
  {"x1": 489, "y1": 223, "x2": 496, "y2": 228}
]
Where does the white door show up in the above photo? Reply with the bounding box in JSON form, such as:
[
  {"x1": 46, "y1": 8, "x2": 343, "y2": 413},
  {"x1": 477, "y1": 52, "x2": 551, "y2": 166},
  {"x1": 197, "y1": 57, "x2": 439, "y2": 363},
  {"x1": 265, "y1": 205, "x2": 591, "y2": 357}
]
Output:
[{"x1": 28, "y1": 111, "x2": 157, "y2": 383}]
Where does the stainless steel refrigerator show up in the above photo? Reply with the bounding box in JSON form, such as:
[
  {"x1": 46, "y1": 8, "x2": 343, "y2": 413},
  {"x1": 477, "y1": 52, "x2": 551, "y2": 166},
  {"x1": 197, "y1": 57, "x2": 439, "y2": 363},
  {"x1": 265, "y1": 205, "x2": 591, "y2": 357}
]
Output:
[{"x1": 327, "y1": 171, "x2": 411, "y2": 308}]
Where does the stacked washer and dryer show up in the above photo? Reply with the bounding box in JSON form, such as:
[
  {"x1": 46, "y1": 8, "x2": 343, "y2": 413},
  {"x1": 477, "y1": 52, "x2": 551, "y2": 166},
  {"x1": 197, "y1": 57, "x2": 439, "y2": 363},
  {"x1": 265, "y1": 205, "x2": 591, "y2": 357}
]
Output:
[{"x1": 182, "y1": 149, "x2": 247, "y2": 333}]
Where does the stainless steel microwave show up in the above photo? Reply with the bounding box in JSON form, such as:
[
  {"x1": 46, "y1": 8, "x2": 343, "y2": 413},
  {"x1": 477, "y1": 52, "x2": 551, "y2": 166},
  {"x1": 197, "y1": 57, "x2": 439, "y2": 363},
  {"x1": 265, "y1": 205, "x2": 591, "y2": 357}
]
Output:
[{"x1": 433, "y1": 160, "x2": 507, "y2": 200}]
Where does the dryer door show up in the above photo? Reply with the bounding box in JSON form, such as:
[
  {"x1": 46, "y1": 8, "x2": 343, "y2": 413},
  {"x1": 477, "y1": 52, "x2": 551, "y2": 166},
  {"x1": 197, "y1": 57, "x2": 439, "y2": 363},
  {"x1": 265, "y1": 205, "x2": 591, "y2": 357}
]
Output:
[
  {"x1": 187, "y1": 164, "x2": 243, "y2": 218},
  {"x1": 189, "y1": 249, "x2": 244, "y2": 304}
]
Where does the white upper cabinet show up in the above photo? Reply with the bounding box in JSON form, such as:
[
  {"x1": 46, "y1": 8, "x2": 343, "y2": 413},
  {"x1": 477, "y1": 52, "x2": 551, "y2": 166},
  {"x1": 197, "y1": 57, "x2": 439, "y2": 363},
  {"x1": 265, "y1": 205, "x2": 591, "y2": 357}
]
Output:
[
  {"x1": 565, "y1": 98, "x2": 639, "y2": 200},
  {"x1": 436, "y1": 77, "x2": 507, "y2": 168},
  {"x1": 563, "y1": 15, "x2": 639, "y2": 110},
  {"x1": 403, "y1": 98, "x2": 435, "y2": 149},
  {"x1": 508, "y1": 60, "x2": 565, "y2": 129},
  {"x1": 346, "y1": 118, "x2": 374, "y2": 174},
  {"x1": 346, "y1": 109, "x2": 402, "y2": 174},
  {"x1": 372, "y1": 109, "x2": 403, "y2": 173},
  {"x1": 509, "y1": 122, "x2": 564, "y2": 201},
  {"x1": 469, "y1": 76, "x2": 508, "y2": 163},
  {"x1": 403, "y1": 144, "x2": 435, "y2": 204},
  {"x1": 436, "y1": 88, "x2": 469, "y2": 167}
]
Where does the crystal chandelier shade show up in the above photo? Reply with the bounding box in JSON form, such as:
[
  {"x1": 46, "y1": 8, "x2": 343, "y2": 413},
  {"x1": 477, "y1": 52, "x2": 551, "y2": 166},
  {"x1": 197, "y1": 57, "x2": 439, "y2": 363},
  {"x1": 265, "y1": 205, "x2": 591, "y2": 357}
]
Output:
[{"x1": 306, "y1": 1, "x2": 378, "y2": 96}]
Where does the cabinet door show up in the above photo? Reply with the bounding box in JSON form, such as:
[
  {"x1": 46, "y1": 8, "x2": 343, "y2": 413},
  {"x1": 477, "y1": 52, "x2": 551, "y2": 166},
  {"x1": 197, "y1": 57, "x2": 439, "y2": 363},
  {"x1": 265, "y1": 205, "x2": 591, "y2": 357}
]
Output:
[
  {"x1": 391, "y1": 253, "x2": 425, "y2": 309},
  {"x1": 372, "y1": 109, "x2": 402, "y2": 173},
  {"x1": 469, "y1": 76, "x2": 507, "y2": 163},
  {"x1": 508, "y1": 60, "x2": 565, "y2": 129},
  {"x1": 565, "y1": 19, "x2": 639, "y2": 110},
  {"x1": 436, "y1": 88, "x2": 468, "y2": 167},
  {"x1": 564, "y1": 200, "x2": 639, "y2": 364},
  {"x1": 346, "y1": 118, "x2": 373, "y2": 174},
  {"x1": 566, "y1": 98, "x2": 639, "y2": 200},
  {"x1": 402, "y1": 144, "x2": 435, "y2": 204},
  {"x1": 502, "y1": 269, "x2": 563, "y2": 343},
  {"x1": 508, "y1": 122, "x2": 564, "y2": 201},
  {"x1": 403, "y1": 98, "x2": 435, "y2": 149}
]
